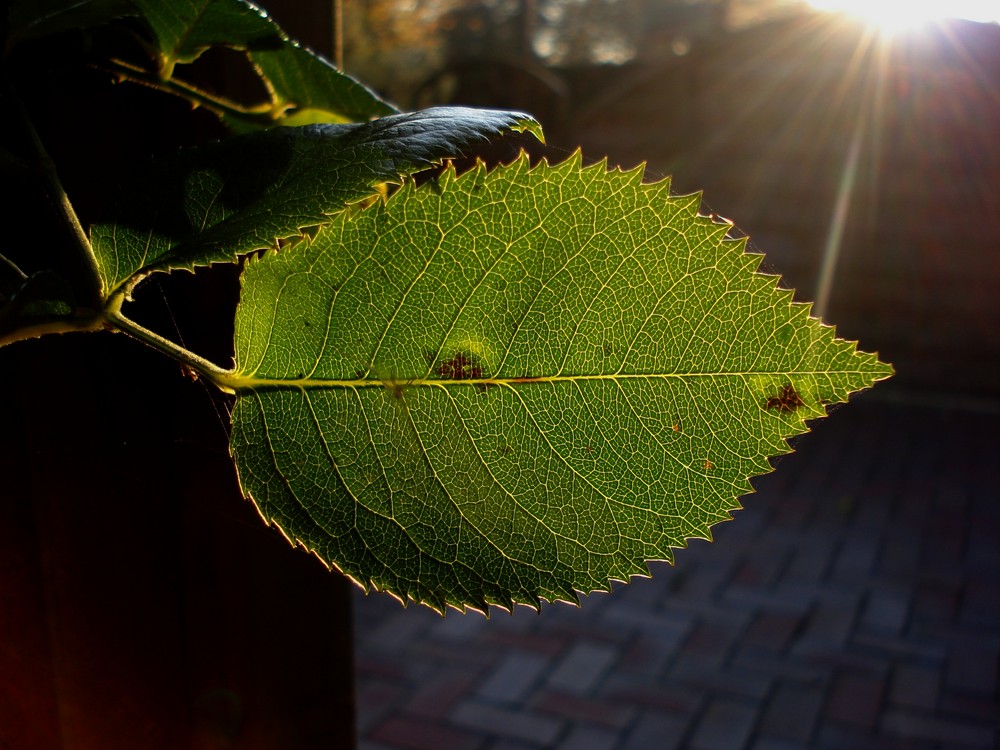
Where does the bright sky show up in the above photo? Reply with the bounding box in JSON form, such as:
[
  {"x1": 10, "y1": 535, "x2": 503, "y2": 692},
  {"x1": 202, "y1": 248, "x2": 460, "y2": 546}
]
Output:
[{"x1": 804, "y1": 0, "x2": 1000, "y2": 33}]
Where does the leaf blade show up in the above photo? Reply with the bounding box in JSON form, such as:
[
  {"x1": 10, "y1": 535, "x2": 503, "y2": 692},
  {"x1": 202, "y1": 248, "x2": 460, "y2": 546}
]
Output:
[{"x1": 229, "y1": 154, "x2": 892, "y2": 611}]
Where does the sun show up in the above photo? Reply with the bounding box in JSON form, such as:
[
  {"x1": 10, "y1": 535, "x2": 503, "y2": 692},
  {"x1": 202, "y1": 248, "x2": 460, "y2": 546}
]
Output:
[{"x1": 804, "y1": 0, "x2": 1000, "y2": 35}]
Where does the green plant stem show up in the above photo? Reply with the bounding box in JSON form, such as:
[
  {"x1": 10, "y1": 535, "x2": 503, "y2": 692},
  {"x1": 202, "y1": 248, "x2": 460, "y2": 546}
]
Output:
[
  {"x1": 106, "y1": 308, "x2": 237, "y2": 393},
  {"x1": 0, "y1": 251, "x2": 28, "y2": 280},
  {"x1": 9, "y1": 83, "x2": 103, "y2": 308},
  {"x1": 105, "y1": 58, "x2": 280, "y2": 126}
]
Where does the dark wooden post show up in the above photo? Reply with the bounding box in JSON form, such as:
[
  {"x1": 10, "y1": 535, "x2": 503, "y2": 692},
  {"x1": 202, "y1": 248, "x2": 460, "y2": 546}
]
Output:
[{"x1": 1, "y1": 2, "x2": 357, "y2": 747}]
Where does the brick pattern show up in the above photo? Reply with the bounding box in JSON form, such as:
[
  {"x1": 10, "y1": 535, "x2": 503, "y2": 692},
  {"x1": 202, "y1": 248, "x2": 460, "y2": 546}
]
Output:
[{"x1": 355, "y1": 399, "x2": 999, "y2": 749}]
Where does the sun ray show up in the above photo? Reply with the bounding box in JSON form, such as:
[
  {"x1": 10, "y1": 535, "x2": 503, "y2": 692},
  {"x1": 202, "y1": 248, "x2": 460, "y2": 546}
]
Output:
[{"x1": 804, "y1": 1, "x2": 1000, "y2": 36}]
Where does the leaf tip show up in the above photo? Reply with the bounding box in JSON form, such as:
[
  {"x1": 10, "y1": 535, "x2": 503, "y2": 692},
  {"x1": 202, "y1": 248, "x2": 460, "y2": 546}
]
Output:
[{"x1": 509, "y1": 114, "x2": 546, "y2": 145}]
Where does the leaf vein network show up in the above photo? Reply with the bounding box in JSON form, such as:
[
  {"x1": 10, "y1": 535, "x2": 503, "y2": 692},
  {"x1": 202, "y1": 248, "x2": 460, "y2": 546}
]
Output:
[
  {"x1": 494, "y1": 380, "x2": 628, "y2": 543},
  {"x1": 250, "y1": 389, "x2": 322, "y2": 545},
  {"x1": 434, "y1": 383, "x2": 613, "y2": 563},
  {"x1": 553, "y1": 222, "x2": 635, "y2": 377},
  {"x1": 568, "y1": 378, "x2": 650, "y2": 514},
  {"x1": 331, "y1": 388, "x2": 461, "y2": 572},
  {"x1": 405, "y1": 385, "x2": 555, "y2": 571},
  {"x1": 249, "y1": 265, "x2": 297, "y2": 376},
  {"x1": 367, "y1": 223, "x2": 444, "y2": 369},
  {"x1": 618, "y1": 259, "x2": 693, "y2": 376},
  {"x1": 613, "y1": 376, "x2": 745, "y2": 496},
  {"x1": 306, "y1": 252, "x2": 357, "y2": 378},
  {"x1": 425, "y1": 223, "x2": 514, "y2": 377}
]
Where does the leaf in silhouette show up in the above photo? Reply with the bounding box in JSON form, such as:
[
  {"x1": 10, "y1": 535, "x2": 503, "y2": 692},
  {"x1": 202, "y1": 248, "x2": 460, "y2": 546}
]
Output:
[
  {"x1": 90, "y1": 107, "x2": 541, "y2": 301},
  {"x1": 0, "y1": 270, "x2": 77, "y2": 341},
  {"x1": 227, "y1": 153, "x2": 892, "y2": 612},
  {"x1": 128, "y1": 0, "x2": 395, "y2": 126}
]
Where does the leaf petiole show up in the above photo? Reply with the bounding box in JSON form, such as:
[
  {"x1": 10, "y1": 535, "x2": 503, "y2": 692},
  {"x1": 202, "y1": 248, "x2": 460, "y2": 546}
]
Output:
[
  {"x1": 8, "y1": 81, "x2": 103, "y2": 307},
  {"x1": 104, "y1": 58, "x2": 277, "y2": 128},
  {"x1": 0, "y1": 251, "x2": 28, "y2": 281},
  {"x1": 105, "y1": 308, "x2": 237, "y2": 393}
]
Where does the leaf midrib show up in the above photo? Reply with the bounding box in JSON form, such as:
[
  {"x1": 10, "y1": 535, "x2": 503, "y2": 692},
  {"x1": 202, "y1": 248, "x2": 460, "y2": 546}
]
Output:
[{"x1": 225, "y1": 370, "x2": 875, "y2": 392}]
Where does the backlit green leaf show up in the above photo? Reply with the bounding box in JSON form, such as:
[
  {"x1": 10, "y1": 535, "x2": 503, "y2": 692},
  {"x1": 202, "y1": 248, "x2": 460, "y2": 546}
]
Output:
[
  {"x1": 90, "y1": 107, "x2": 541, "y2": 301},
  {"x1": 240, "y1": 40, "x2": 396, "y2": 130},
  {"x1": 228, "y1": 153, "x2": 892, "y2": 613}
]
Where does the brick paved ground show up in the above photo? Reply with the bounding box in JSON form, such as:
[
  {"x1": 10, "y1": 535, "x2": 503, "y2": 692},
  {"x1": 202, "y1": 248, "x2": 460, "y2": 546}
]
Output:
[{"x1": 353, "y1": 389, "x2": 999, "y2": 749}]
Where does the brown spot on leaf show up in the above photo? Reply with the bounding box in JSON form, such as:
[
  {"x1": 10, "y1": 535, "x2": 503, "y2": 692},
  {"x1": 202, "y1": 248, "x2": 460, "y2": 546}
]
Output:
[
  {"x1": 436, "y1": 351, "x2": 484, "y2": 380},
  {"x1": 765, "y1": 383, "x2": 805, "y2": 413}
]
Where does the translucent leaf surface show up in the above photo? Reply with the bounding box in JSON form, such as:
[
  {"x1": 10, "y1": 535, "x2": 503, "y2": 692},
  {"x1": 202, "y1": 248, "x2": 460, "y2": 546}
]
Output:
[
  {"x1": 240, "y1": 41, "x2": 396, "y2": 131},
  {"x1": 90, "y1": 107, "x2": 541, "y2": 300},
  {"x1": 228, "y1": 153, "x2": 892, "y2": 612}
]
